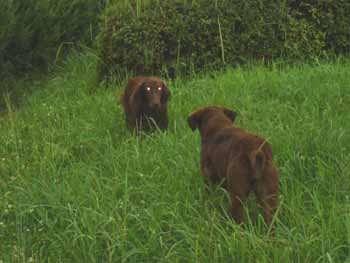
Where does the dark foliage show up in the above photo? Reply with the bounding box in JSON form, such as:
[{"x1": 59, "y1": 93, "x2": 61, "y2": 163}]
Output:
[
  {"x1": 0, "y1": 0, "x2": 107, "y2": 110},
  {"x1": 0, "y1": 0, "x2": 106, "y2": 78},
  {"x1": 96, "y1": 0, "x2": 350, "y2": 81}
]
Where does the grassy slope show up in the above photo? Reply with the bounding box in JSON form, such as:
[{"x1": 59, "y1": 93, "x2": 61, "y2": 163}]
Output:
[{"x1": 1, "y1": 53, "x2": 350, "y2": 262}]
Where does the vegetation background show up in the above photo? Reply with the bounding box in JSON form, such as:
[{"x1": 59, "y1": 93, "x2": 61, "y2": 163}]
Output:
[{"x1": 0, "y1": 0, "x2": 349, "y2": 262}]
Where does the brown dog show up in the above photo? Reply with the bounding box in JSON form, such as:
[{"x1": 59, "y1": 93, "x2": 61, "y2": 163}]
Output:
[
  {"x1": 120, "y1": 76, "x2": 171, "y2": 132},
  {"x1": 188, "y1": 106, "x2": 279, "y2": 226}
]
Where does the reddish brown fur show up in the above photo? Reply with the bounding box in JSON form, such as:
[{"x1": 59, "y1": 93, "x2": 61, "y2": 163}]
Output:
[
  {"x1": 188, "y1": 106, "x2": 279, "y2": 226},
  {"x1": 120, "y1": 76, "x2": 171, "y2": 132}
]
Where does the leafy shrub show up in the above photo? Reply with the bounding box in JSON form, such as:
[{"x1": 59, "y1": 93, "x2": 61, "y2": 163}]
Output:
[
  {"x1": 0, "y1": 0, "x2": 107, "y2": 110},
  {"x1": 96, "y1": 0, "x2": 350, "y2": 81},
  {"x1": 0, "y1": 0, "x2": 106, "y2": 78},
  {"x1": 289, "y1": 0, "x2": 350, "y2": 54}
]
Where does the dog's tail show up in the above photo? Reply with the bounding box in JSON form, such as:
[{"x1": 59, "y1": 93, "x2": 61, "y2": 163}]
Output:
[{"x1": 248, "y1": 141, "x2": 267, "y2": 179}]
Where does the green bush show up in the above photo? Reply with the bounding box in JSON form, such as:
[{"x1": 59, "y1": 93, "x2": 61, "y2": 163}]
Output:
[
  {"x1": 96, "y1": 0, "x2": 350, "y2": 81},
  {"x1": 0, "y1": 0, "x2": 106, "y2": 78},
  {"x1": 0, "y1": 0, "x2": 107, "y2": 111}
]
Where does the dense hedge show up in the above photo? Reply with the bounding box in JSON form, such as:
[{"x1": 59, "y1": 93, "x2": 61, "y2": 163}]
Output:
[
  {"x1": 0, "y1": 0, "x2": 107, "y2": 111},
  {"x1": 97, "y1": 0, "x2": 350, "y2": 81},
  {"x1": 0, "y1": 0, "x2": 106, "y2": 78}
]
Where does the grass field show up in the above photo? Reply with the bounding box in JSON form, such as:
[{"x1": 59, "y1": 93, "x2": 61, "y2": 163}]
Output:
[{"x1": 1, "y1": 52, "x2": 350, "y2": 262}]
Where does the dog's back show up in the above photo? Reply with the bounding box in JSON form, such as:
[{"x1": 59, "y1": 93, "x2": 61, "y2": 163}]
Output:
[{"x1": 201, "y1": 125, "x2": 274, "y2": 183}]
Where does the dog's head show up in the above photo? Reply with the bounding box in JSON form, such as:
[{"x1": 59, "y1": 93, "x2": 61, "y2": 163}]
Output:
[
  {"x1": 136, "y1": 77, "x2": 171, "y2": 110},
  {"x1": 188, "y1": 106, "x2": 236, "y2": 131}
]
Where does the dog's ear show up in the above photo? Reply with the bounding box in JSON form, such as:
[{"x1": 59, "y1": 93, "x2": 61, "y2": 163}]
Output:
[
  {"x1": 188, "y1": 111, "x2": 200, "y2": 131},
  {"x1": 222, "y1": 107, "x2": 237, "y2": 122},
  {"x1": 134, "y1": 81, "x2": 147, "y2": 100},
  {"x1": 129, "y1": 81, "x2": 147, "y2": 111},
  {"x1": 161, "y1": 83, "x2": 171, "y2": 103}
]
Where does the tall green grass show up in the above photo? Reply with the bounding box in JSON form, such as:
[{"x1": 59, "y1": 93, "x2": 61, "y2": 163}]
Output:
[{"x1": 1, "y1": 53, "x2": 350, "y2": 262}]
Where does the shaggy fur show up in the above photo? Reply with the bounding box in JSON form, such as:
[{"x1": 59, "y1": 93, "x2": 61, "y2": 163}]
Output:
[
  {"x1": 188, "y1": 106, "x2": 279, "y2": 226},
  {"x1": 120, "y1": 76, "x2": 171, "y2": 132}
]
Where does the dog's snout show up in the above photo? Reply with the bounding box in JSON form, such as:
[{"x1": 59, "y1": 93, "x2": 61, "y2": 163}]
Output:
[
  {"x1": 149, "y1": 96, "x2": 161, "y2": 109},
  {"x1": 150, "y1": 102, "x2": 161, "y2": 109}
]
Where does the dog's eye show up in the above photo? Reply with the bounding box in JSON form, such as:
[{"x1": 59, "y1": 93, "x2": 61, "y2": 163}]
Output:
[
  {"x1": 146, "y1": 87, "x2": 151, "y2": 91},
  {"x1": 158, "y1": 87, "x2": 162, "y2": 91}
]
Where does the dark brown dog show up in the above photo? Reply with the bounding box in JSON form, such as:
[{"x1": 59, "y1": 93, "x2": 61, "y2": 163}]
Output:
[
  {"x1": 120, "y1": 76, "x2": 171, "y2": 132},
  {"x1": 188, "y1": 106, "x2": 279, "y2": 226}
]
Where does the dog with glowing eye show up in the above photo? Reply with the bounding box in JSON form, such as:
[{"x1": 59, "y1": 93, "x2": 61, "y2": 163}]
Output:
[{"x1": 120, "y1": 76, "x2": 171, "y2": 132}]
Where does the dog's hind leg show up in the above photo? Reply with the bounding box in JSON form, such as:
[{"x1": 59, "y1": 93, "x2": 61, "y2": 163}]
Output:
[
  {"x1": 227, "y1": 166, "x2": 251, "y2": 224},
  {"x1": 254, "y1": 164, "x2": 279, "y2": 227}
]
